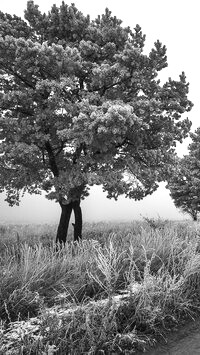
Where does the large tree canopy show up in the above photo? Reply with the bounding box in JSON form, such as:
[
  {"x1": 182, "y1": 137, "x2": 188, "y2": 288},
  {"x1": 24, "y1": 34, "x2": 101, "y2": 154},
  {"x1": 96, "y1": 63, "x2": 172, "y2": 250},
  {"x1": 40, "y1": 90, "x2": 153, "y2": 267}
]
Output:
[{"x1": 0, "y1": 1, "x2": 193, "y2": 242}]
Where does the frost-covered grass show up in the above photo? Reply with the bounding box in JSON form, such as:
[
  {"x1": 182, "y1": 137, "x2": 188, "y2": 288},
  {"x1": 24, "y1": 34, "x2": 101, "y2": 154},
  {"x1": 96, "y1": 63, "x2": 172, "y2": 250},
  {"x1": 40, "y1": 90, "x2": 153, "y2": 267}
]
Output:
[{"x1": 1, "y1": 219, "x2": 200, "y2": 354}]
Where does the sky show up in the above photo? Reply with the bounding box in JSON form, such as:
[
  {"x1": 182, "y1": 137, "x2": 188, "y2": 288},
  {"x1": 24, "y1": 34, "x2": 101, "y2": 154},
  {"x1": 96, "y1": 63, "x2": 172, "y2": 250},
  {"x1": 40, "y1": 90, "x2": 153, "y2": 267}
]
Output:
[{"x1": 0, "y1": 0, "x2": 199, "y2": 223}]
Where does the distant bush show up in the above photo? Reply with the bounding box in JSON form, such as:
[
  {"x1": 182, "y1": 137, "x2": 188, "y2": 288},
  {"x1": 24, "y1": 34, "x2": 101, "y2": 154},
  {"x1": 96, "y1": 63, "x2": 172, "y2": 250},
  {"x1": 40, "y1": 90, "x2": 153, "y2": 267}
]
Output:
[{"x1": 142, "y1": 216, "x2": 170, "y2": 230}]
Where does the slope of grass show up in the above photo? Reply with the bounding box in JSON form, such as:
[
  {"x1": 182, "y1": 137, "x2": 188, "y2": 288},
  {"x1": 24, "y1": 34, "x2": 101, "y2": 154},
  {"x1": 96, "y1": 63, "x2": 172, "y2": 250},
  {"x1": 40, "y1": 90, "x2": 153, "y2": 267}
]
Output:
[{"x1": 1, "y1": 219, "x2": 200, "y2": 354}]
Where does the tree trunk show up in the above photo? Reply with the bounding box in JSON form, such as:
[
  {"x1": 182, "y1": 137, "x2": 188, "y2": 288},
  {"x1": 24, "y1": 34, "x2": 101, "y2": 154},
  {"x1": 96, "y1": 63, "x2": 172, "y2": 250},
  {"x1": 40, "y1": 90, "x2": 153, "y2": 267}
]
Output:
[
  {"x1": 191, "y1": 210, "x2": 198, "y2": 221},
  {"x1": 72, "y1": 199, "x2": 82, "y2": 242},
  {"x1": 56, "y1": 202, "x2": 73, "y2": 245}
]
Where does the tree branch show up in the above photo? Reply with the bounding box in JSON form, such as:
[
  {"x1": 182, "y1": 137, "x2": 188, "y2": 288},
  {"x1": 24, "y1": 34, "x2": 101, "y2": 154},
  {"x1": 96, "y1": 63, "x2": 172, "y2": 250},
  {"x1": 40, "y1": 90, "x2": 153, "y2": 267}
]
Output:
[
  {"x1": 72, "y1": 143, "x2": 87, "y2": 164},
  {"x1": 55, "y1": 142, "x2": 65, "y2": 156},
  {"x1": 0, "y1": 63, "x2": 36, "y2": 89},
  {"x1": 45, "y1": 141, "x2": 59, "y2": 177},
  {"x1": 93, "y1": 74, "x2": 133, "y2": 97}
]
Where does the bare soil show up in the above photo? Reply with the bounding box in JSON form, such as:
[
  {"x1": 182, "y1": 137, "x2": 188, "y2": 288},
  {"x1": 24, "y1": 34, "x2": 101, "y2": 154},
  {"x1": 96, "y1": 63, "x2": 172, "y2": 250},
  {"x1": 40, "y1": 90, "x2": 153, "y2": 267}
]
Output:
[{"x1": 139, "y1": 317, "x2": 200, "y2": 355}]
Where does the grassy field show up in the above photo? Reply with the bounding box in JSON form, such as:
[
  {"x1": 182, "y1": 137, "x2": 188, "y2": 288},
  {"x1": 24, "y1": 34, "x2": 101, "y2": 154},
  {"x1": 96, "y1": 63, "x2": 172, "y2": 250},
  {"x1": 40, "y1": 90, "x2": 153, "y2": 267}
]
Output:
[{"x1": 1, "y1": 218, "x2": 200, "y2": 354}]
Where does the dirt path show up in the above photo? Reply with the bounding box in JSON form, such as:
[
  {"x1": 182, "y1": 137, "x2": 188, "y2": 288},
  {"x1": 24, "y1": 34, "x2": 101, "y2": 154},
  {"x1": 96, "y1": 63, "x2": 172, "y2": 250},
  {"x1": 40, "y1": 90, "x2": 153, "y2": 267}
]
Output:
[{"x1": 138, "y1": 318, "x2": 200, "y2": 355}]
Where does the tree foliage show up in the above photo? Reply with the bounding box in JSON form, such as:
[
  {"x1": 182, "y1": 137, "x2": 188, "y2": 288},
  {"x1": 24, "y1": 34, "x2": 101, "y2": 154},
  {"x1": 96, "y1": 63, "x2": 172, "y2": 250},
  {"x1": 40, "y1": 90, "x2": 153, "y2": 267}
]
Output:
[
  {"x1": 167, "y1": 157, "x2": 200, "y2": 220},
  {"x1": 0, "y1": 1, "x2": 193, "y2": 240},
  {"x1": 167, "y1": 128, "x2": 200, "y2": 221}
]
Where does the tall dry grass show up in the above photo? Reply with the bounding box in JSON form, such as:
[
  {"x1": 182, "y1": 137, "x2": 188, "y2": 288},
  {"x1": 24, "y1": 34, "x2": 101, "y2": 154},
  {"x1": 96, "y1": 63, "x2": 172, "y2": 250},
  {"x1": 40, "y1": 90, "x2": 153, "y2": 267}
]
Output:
[{"x1": 1, "y1": 219, "x2": 200, "y2": 353}]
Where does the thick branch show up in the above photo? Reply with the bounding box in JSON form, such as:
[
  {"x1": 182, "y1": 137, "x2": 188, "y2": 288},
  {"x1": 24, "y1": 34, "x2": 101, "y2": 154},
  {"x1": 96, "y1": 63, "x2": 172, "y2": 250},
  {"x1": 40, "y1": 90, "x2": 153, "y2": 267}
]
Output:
[
  {"x1": 73, "y1": 143, "x2": 87, "y2": 164},
  {"x1": 0, "y1": 106, "x2": 35, "y2": 117},
  {"x1": 94, "y1": 73, "x2": 133, "y2": 97},
  {"x1": 0, "y1": 63, "x2": 36, "y2": 89},
  {"x1": 45, "y1": 141, "x2": 59, "y2": 177},
  {"x1": 55, "y1": 142, "x2": 65, "y2": 156}
]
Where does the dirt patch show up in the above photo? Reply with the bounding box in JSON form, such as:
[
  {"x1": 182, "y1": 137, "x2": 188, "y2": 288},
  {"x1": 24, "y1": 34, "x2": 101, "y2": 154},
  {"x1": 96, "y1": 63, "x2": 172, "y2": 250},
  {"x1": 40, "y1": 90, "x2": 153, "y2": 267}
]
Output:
[{"x1": 140, "y1": 318, "x2": 200, "y2": 355}]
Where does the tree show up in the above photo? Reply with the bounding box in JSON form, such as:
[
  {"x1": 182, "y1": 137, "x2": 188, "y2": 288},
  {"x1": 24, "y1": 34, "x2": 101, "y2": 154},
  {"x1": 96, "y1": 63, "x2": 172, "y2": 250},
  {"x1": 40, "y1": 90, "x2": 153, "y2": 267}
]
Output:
[
  {"x1": 167, "y1": 155, "x2": 200, "y2": 221},
  {"x1": 0, "y1": 1, "x2": 193, "y2": 244},
  {"x1": 167, "y1": 127, "x2": 200, "y2": 221}
]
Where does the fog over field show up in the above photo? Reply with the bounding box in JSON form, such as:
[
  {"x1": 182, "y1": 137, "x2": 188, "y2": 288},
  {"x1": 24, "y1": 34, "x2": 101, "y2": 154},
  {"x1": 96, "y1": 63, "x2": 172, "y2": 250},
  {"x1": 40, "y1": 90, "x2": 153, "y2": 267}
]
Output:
[
  {"x1": 0, "y1": 0, "x2": 199, "y2": 223},
  {"x1": 0, "y1": 183, "x2": 185, "y2": 223}
]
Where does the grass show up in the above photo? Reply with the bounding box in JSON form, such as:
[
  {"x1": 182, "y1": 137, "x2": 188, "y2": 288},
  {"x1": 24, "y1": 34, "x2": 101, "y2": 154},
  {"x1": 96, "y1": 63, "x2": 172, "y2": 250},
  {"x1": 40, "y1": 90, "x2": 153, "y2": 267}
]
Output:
[{"x1": 1, "y1": 219, "x2": 200, "y2": 354}]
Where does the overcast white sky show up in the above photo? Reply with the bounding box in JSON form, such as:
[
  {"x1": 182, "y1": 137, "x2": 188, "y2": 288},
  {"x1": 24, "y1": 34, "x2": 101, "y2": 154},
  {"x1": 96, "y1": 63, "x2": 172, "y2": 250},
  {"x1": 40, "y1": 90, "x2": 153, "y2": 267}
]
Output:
[{"x1": 0, "y1": 0, "x2": 199, "y2": 223}]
